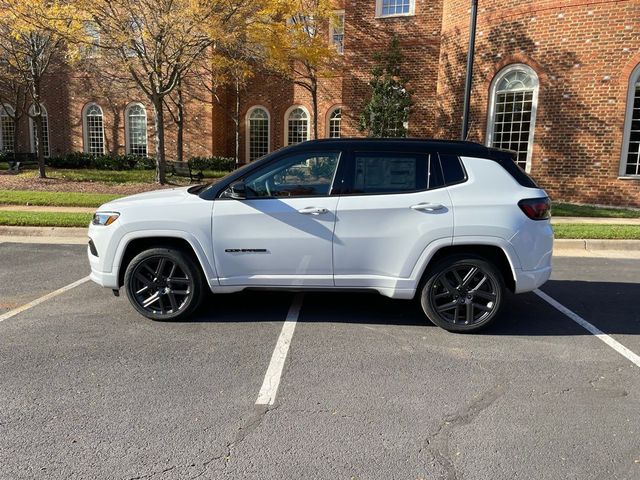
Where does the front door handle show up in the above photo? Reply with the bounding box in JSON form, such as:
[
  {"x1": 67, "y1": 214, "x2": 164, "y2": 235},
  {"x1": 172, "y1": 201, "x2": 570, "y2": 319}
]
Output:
[
  {"x1": 411, "y1": 202, "x2": 445, "y2": 212},
  {"x1": 298, "y1": 206, "x2": 329, "y2": 215}
]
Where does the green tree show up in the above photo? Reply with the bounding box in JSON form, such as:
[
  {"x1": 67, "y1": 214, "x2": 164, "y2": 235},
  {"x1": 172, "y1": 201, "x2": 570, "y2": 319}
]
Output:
[{"x1": 358, "y1": 37, "x2": 412, "y2": 138}]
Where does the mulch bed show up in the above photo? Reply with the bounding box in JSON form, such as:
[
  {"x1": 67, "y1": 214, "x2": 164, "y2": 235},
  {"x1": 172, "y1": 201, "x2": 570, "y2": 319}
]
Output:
[{"x1": 0, "y1": 173, "x2": 198, "y2": 195}]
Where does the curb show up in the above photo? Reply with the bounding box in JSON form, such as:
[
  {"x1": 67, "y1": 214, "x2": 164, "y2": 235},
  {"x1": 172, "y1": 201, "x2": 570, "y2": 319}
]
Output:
[
  {"x1": 0, "y1": 226, "x2": 638, "y2": 257},
  {"x1": 0, "y1": 226, "x2": 87, "y2": 238}
]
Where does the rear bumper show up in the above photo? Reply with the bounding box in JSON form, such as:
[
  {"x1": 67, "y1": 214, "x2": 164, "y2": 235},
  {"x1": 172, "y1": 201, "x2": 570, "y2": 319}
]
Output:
[{"x1": 514, "y1": 265, "x2": 552, "y2": 294}]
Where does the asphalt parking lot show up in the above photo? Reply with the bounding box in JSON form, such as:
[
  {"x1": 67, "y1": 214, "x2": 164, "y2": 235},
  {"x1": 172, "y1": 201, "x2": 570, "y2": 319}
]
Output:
[{"x1": 1, "y1": 242, "x2": 639, "y2": 480}]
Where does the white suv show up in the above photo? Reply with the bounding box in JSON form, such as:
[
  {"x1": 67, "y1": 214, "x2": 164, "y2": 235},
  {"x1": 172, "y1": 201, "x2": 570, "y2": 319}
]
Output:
[{"x1": 88, "y1": 139, "x2": 553, "y2": 332}]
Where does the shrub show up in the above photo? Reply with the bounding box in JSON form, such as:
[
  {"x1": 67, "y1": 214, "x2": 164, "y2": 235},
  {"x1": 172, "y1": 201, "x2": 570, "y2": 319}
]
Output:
[
  {"x1": 46, "y1": 153, "x2": 155, "y2": 170},
  {"x1": 188, "y1": 156, "x2": 235, "y2": 172}
]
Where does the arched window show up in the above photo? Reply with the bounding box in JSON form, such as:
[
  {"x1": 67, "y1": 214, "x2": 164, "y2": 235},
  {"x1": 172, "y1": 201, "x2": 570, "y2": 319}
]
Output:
[
  {"x1": 621, "y1": 64, "x2": 640, "y2": 177},
  {"x1": 247, "y1": 106, "x2": 270, "y2": 162},
  {"x1": 125, "y1": 103, "x2": 148, "y2": 156},
  {"x1": 0, "y1": 105, "x2": 15, "y2": 153},
  {"x1": 487, "y1": 64, "x2": 539, "y2": 172},
  {"x1": 83, "y1": 103, "x2": 105, "y2": 155},
  {"x1": 29, "y1": 105, "x2": 50, "y2": 158},
  {"x1": 285, "y1": 106, "x2": 309, "y2": 145},
  {"x1": 327, "y1": 107, "x2": 342, "y2": 138}
]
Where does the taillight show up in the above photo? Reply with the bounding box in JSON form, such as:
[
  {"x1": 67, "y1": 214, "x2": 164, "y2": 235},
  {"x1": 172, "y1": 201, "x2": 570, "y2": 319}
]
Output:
[{"x1": 518, "y1": 197, "x2": 551, "y2": 220}]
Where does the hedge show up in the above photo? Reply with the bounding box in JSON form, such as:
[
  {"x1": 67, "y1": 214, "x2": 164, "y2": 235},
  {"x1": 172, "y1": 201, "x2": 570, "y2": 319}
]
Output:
[{"x1": 43, "y1": 153, "x2": 235, "y2": 172}]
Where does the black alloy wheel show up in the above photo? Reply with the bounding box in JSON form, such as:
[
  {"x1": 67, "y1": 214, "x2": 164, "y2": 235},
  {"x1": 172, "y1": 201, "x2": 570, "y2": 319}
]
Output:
[
  {"x1": 421, "y1": 256, "x2": 505, "y2": 332},
  {"x1": 124, "y1": 248, "x2": 204, "y2": 321}
]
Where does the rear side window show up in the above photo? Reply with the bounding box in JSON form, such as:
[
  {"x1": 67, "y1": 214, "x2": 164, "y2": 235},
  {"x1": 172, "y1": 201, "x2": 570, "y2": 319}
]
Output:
[
  {"x1": 348, "y1": 153, "x2": 443, "y2": 194},
  {"x1": 438, "y1": 153, "x2": 467, "y2": 185}
]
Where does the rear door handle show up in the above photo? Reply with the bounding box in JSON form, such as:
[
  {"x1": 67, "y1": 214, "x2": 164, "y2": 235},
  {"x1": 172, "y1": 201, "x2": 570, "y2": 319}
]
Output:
[
  {"x1": 411, "y1": 202, "x2": 445, "y2": 212},
  {"x1": 298, "y1": 206, "x2": 329, "y2": 215}
]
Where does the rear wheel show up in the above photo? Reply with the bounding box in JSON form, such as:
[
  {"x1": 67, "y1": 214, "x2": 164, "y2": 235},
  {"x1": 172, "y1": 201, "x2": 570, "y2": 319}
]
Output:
[
  {"x1": 124, "y1": 247, "x2": 204, "y2": 321},
  {"x1": 420, "y1": 255, "x2": 505, "y2": 333}
]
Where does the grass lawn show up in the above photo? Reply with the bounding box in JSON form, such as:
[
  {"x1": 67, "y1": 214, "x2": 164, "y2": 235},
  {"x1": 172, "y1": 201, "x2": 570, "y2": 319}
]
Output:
[
  {"x1": 0, "y1": 211, "x2": 92, "y2": 227},
  {"x1": 553, "y1": 202, "x2": 640, "y2": 218},
  {"x1": 553, "y1": 224, "x2": 640, "y2": 240},
  {"x1": 0, "y1": 190, "x2": 122, "y2": 207}
]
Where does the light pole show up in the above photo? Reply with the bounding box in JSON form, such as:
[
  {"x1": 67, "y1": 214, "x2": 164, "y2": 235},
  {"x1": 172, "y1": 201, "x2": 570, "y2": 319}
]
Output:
[{"x1": 461, "y1": 0, "x2": 478, "y2": 141}]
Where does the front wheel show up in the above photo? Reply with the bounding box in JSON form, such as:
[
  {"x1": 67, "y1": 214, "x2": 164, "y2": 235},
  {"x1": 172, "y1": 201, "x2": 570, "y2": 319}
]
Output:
[
  {"x1": 420, "y1": 255, "x2": 505, "y2": 333},
  {"x1": 124, "y1": 247, "x2": 205, "y2": 321}
]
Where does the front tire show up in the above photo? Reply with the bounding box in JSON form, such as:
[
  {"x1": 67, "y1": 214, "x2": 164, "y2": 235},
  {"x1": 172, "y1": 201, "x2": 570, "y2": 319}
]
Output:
[
  {"x1": 124, "y1": 247, "x2": 205, "y2": 321},
  {"x1": 420, "y1": 255, "x2": 505, "y2": 333}
]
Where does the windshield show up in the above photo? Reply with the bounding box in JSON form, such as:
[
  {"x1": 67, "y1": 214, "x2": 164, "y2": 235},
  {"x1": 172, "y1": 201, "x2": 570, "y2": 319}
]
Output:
[{"x1": 195, "y1": 161, "x2": 257, "y2": 197}]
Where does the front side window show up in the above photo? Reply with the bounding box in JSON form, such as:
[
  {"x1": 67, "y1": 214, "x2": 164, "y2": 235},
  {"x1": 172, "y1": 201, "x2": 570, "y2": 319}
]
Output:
[
  {"x1": 243, "y1": 151, "x2": 340, "y2": 198},
  {"x1": 0, "y1": 105, "x2": 15, "y2": 153},
  {"x1": 377, "y1": 0, "x2": 414, "y2": 17},
  {"x1": 84, "y1": 103, "x2": 105, "y2": 155},
  {"x1": 126, "y1": 103, "x2": 148, "y2": 156},
  {"x1": 247, "y1": 107, "x2": 270, "y2": 162},
  {"x1": 328, "y1": 107, "x2": 342, "y2": 138},
  {"x1": 330, "y1": 11, "x2": 344, "y2": 54},
  {"x1": 29, "y1": 105, "x2": 50, "y2": 157},
  {"x1": 350, "y1": 153, "x2": 442, "y2": 194},
  {"x1": 487, "y1": 65, "x2": 539, "y2": 172},
  {"x1": 621, "y1": 64, "x2": 640, "y2": 176},
  {"x1": 286, "y1": 107, "x2": 309, "y2": 145}
]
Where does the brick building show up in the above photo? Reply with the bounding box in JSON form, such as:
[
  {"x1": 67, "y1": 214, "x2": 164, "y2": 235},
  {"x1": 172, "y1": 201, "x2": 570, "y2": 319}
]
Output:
[{"x1": 1, "y1": 0, "x2": 639, "y2": 207}]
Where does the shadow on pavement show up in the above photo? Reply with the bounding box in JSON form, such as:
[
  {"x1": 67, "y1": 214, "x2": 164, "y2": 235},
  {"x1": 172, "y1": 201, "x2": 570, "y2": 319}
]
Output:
[{"x1": 185, "y1": 280, "x2": 640, "y2": 337}]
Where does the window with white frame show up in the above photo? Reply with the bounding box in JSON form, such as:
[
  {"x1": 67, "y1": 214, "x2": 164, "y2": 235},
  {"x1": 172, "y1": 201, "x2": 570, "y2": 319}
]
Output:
[
  {"x1": 621, "y1": 64, "x2": 640, "y2": 176},
  {"x1": 330, "y1": 11, "x2": 344, "y2": 54},
  {"x1": 487, "y1": 65, "x2": 539, "y2": 172},
  {"x1": 376, "y1": 0, "x2": 414, "y2": 17},
  {"x1": 247, "y1": 107, "x2": 270, "y2": 162},
  {"x1": 286, "y1": 107, "x2": 309, "y2": 145},
  {"x1": 29, "y1": 105, "x2": 50, "y2": 158},
  {"x1": 0, "y1": 105, "x2": 15, "y2": 153},
  {"x1": 328, "y1": 107, "x2": 342, "y2": 138},
  {"x1": 126, "y1": 103, "x2": 148, "y2": 156},
  {"x1": 83, "y1": 103, "x2": 105, "y2": 155}
]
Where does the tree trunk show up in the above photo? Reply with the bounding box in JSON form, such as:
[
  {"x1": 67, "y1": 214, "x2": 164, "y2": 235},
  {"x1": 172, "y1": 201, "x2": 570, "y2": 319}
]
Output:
[
  {"x1": 34, "y1": 113, "x2": 46, "y2": 178},
  {"x1": 153, "y1": 98, "x2": 167, "y2": 184},
  {"x1": 234, "y1": 79, "x2": 240, "y2": 165},
  {"x1": 311, "y1": 79, "x2": 319, "y2": 140},
  {"x1": 31, "y1": 82, "x2": 46, "y2": 178},
  {"x1": 176, "y1": 84, "x2": 184, "y2": 163}
]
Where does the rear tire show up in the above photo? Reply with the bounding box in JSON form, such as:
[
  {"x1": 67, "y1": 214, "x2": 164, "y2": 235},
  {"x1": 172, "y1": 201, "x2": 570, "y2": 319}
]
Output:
[
  {"x1": 420, "y1": 255, "x2": 505, "y2": 333},
  {"x1": 124, "y1": 247, "x2": 205, "y2": 321}
]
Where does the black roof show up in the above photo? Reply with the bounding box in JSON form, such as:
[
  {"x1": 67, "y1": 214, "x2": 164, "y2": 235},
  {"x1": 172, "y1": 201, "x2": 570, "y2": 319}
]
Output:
[{"x1": 283, "y1": 137, "x2": 494, "y2": 157}]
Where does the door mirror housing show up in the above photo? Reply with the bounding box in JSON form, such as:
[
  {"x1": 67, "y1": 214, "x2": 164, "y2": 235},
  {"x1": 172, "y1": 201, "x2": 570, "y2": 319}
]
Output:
[{"x1": 229, "y1": 181, "x2": 247, "y2": 200}]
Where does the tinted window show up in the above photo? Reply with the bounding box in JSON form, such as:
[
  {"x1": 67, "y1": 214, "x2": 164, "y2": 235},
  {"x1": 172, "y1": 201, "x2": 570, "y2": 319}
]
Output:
[
  {"x1": 350, "y1": 153, "x2": 442, "y2": 194},
  {"x1": 438, "y1": 154, "x2": 467, "y2": 185},
  {"x1": 242, "y1": 152, "x2": 340, "y2": 198}
]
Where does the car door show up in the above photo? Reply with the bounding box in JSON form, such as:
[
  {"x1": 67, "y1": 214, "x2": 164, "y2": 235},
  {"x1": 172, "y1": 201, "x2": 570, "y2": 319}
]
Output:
[
  {"x1": 212, "y1": 150, "x2": 343, "y2": 286},
  {"x1": 333, "y1": 150, "x2": 454, "y2": 291}
]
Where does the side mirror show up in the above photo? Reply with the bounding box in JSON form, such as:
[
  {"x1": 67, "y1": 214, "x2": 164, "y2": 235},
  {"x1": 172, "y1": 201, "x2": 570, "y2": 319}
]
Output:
[{"x1": 229, "y1": 181, "x2": 246, "y2": 200}]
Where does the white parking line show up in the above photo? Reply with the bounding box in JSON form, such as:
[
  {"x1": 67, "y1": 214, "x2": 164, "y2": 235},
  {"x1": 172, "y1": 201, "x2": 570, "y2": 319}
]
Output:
[
  {"x1": 0, "y1": 276, "x2": 91, "y2": 323},
  {"x1": 255, "y1": 293, "x2": 304, "y2": 405},
  {"x1": 535, "y1": 289, "x2": 640, "y2": 368}
]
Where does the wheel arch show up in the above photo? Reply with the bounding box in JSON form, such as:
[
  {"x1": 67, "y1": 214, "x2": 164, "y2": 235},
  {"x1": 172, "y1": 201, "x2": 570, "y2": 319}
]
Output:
[
  {"x1": 415, "y1": 242, "x2": 518, "y2": 294},
  {"x1": 115, "y1": 233, "x2": 217, "y2": 289}
]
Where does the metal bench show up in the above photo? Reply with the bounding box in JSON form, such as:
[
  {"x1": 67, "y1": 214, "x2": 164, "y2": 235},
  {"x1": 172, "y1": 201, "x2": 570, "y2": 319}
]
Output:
[
  {"x1": 7, "y1": 153, "x2": 38, "y2": 172},
  {"x1": 167, "y1": 160, "x2": 204, "y2": 183}
]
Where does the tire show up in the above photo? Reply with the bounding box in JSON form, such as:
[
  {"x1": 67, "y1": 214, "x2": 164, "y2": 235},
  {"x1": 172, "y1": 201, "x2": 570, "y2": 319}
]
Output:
[
  {"x1": 420, "y1": 255, "x2": 505, "y2": 333},
  {"x1": 124, "y1": 247, "x2": 205, "y2": 321}
]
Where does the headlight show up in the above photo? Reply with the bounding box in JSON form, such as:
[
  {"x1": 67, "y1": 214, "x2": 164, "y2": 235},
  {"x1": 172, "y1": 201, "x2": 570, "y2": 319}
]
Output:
[{"x1": 92, "y1": 212, "x2": 120, "y2": 226}]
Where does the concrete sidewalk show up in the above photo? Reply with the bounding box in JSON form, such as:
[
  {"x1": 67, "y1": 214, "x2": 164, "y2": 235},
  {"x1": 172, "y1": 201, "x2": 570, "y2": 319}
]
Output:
[
  {"x1": 1, "y1": 225, "x2": 639, "y2": 258},
  {"x1": 0, "y1": 205, "x2": 94, "y2": 213}
]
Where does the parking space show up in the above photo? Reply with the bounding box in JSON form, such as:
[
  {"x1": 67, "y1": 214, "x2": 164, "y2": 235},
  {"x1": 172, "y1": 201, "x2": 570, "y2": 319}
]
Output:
[{"x1": 0, "y1": 243, "x2": 639, "y2": 479}]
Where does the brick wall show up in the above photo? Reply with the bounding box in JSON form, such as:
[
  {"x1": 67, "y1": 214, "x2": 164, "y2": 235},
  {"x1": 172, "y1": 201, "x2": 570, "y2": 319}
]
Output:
[
  {"x1": 2, "y1": 0, "x2": 639, "y2": 207},
  {"x1": 437, "y1": 0, "x2": 640, "y2": 207}
]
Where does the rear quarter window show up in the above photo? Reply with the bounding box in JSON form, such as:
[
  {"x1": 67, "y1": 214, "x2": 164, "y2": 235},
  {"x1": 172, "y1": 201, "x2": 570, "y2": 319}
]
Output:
[{"x1": 438, "y1": 153, "x2": 467, "y2": 186}]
